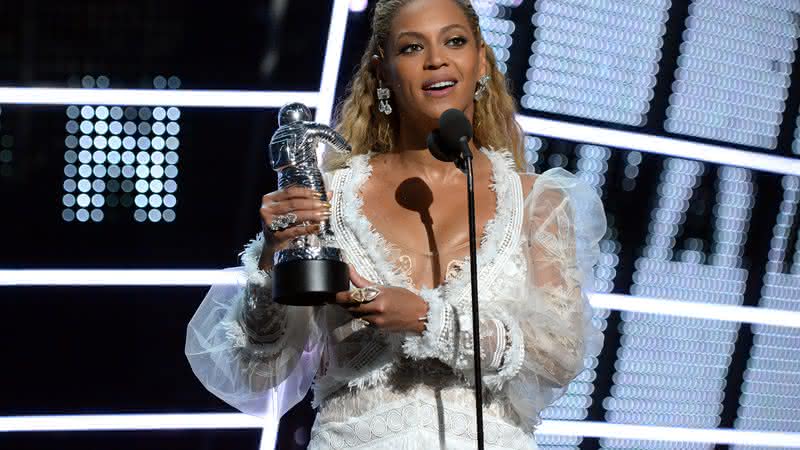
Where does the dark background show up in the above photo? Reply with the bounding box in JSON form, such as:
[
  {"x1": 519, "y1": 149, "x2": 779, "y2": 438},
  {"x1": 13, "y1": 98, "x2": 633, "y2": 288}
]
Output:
[{"x1": 1, "y1": 1, "x2": 798, "y2": 449}]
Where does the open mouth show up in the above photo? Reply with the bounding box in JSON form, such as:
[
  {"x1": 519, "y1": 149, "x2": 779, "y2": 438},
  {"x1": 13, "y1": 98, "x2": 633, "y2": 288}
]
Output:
[{"x1": 423, "y1": 80, "x2": 457, "y2": 91}]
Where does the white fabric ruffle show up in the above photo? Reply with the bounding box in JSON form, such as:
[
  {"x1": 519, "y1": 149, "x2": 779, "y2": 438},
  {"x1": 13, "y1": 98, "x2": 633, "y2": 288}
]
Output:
[{"x1": 184, "y1": 149, "x2": 607, "y2": 447}]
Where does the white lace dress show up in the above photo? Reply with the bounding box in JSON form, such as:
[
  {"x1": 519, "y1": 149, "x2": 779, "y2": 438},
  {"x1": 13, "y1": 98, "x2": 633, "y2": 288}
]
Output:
[{"x1": 185, "y1": 149, "x2": 606, "y2": 449}]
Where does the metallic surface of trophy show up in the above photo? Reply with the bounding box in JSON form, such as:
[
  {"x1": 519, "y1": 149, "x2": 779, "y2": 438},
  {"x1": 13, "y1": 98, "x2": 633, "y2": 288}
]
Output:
[{"x1": 267, "y1": 103, "x2": 351, "y2": 305}]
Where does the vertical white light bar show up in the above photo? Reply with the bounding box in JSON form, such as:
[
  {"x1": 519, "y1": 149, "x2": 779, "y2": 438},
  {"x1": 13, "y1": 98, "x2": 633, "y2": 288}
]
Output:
[
  {"x1": 260, "y1": 3, "x2": 351, "y2": 448},
  {"x1": 314, "y1": 0, "x2": 351, "y2": 125}
]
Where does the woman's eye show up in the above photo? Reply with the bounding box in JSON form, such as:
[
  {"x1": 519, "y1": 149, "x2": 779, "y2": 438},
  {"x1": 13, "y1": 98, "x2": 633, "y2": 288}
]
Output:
[
  {"x1": 447, "y1": 36, "x2": 467, "y2": 46},
  {"x1": 400, "y1": 43, "x2": 423, "y2": 54}
]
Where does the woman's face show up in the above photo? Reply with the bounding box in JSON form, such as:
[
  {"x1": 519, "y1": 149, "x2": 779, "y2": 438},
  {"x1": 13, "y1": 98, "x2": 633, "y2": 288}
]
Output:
[{"x1": 381, "y1": 0, "x2": 486, "y2": 129}]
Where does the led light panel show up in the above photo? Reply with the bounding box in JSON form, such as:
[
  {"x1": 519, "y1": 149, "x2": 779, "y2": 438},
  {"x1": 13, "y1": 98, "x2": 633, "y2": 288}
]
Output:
[
  {"x1": 0, "y1": 106, "x2": 11, "y2": 178},
  {"x1": 735, "y1": 175, "x2": 800, "y2": 445},
  {"x1": 523, "y1": 0, "x2": 671, "y2": 125},
  {"x1": 603, "y1": 160, "x2": 755, "y2": 449},
  {"x1": 666, "y1": 0, "x2": 800, "y2": 149},
  {"x1": 474, "y1": 0, "x2": 521, "y2": 74},
  {"x1": 61, "y1": 76, "x2": 181, "y2": 223}
]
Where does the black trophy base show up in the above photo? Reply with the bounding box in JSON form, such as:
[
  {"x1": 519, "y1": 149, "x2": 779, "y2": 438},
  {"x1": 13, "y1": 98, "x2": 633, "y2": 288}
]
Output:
[{"x1": 272, "y1": 258, "x2": 350, "y2": 306}]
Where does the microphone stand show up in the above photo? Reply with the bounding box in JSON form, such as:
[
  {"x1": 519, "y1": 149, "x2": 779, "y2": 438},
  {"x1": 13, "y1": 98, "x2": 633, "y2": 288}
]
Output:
[{"x1": 455, "y1": 136, "x2": 485, "y2": 450}]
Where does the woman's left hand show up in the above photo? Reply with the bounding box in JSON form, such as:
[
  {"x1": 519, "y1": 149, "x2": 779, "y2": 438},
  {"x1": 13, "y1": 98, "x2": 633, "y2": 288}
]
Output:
[{"x1": 333, "y1": 266, "x2": 428, "y2": 334}]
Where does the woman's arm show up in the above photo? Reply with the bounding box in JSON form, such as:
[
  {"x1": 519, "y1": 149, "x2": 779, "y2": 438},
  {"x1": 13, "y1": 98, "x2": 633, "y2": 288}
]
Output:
[
  {"x1": 185, "y1": 233, "x2": 322, "y2": 419},
  {"x1": 401, "y1": 168, "x2": 607, "y2": 428}
]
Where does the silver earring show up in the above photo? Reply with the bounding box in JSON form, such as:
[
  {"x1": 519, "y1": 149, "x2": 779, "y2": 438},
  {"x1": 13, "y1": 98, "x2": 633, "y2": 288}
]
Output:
[
  {"x1": 474, "y1": 74, "x2": 491, "y2": 101},
  {"x1": 377, "y1": 82, "x2": 392, "y2": 115}
]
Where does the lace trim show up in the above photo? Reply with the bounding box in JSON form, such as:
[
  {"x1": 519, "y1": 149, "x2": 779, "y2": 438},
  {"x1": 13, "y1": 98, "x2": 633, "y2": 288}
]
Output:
[
  {"x1": 310, "y1": 399, "x2": 530, "y2": 449},
  {"x1": 402, "y1": 288, "x2": 453, "y2": 360},
  {"x1": 329, "y1": 149, "x2": 524, "y2": 392},
  {"x1": 339, "y1": 149, "x2": 521, "y2": 299},
  {"x1": 328, "y1": 164, "x2": 404, "y2": 395},
  {"x1": 221, "y1": 316, "x2": 289, "y2": 358},
  {"x1": 483, "y1": 309, "x2": 525, "y2": 391},
  {"x1": 239, "y1": 232, "x2": 266, "y2": 274},
  {"x1": 331, "y1": 158, "x2": 407, "y2": 287},
  {"x1": 445, "y1": 150, "x2": 523, "y2": 310}
]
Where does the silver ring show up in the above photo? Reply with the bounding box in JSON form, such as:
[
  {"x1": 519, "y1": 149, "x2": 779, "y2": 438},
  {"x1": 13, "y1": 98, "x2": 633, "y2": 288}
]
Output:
[
  {"x1": 268, "y1": 212, "x2": 298, "y2": 231},
  {"x1": 350, "y1": 286, "x2": 381, "y2": 304}
]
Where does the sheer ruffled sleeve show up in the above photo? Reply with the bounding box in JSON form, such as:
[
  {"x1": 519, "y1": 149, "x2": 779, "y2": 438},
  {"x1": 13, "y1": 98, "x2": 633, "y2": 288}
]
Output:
[
  {"x1": 403, "y1": 167, "x2": 606, "y2": 429},
  {"x1": 184, "y1": 233, "x2": 323, "y2": 418},
  {"x1": 501, "y1": 167, "x2": 606, "y2": 427}
]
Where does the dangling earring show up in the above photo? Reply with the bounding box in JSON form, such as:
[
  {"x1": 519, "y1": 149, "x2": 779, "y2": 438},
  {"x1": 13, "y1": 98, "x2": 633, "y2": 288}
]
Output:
[
  {"x1": 474, "y1": 74, "x2": 491, "y2": 101},
  {"x1": 377, "y1": 81, "x2": 392, "y2": 115}
]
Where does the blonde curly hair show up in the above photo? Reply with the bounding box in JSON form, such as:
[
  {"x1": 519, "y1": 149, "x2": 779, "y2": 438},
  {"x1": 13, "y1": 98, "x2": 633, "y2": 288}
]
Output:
[{"x1": 330, "y1": 0, "x2": 524, "y2": 170}]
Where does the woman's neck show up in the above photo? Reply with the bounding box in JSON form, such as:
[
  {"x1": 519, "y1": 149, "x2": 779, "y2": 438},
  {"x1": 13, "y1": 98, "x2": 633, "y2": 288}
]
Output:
[{"x1": 390, "y1": 120, "x2": 484, "y2": 184}]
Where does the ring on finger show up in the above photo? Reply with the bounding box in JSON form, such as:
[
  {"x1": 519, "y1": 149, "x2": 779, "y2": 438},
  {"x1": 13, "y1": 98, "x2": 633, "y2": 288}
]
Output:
[
  {"x1": 268, "y1": 212, "x2": 298, "y2": 231},
  {"x1": 350, "y1": 286, "x2": 381, "y2": 304}
]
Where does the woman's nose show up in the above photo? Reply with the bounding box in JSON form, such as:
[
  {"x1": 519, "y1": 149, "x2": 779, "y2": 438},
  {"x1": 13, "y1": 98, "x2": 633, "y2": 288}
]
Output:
[{"x1": 424, "y1": 46, "x2": 447, "y2": 70}]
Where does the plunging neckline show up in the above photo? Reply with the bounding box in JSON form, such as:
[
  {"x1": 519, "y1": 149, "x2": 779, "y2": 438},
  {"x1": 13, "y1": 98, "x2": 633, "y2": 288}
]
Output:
[{"x1": 333, "y1": 148, "x2": 522, "y2": 298}]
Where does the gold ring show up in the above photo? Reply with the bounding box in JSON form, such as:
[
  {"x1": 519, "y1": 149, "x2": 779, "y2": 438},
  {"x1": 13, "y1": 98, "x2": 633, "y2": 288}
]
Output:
[{"x1": 350, "y1": 286, "x2": 381, "y2": 304}]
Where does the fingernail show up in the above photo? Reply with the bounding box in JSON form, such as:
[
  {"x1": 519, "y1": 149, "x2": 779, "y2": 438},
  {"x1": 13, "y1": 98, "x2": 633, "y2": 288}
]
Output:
[
  {"x1": 318, "y1": 210, "x2": 332, "y2": 219},
  {"x1": 311, "y1": 191, "x2": 323, "y2": 199},
  {"x1": 320, "y1": 200, "x2": 332, "y2": 210}
]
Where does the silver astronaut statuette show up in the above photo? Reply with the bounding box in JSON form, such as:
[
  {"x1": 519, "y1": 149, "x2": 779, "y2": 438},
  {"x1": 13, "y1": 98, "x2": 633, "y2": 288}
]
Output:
[{"x1": 267, "y1": 103, "x2": 351, "y2": 305}]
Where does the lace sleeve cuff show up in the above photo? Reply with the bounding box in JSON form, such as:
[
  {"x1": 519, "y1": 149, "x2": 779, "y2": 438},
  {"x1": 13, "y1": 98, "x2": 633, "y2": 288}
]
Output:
[
  {"x1": 402, "y1": 288, "x2": 456, "y2": 361},
  {"x1": 483, "y1": 310, "x2": 525, "y2": 390},
  {"x1": 229, "y1": 233, "x2": 291, "y2": 356}
]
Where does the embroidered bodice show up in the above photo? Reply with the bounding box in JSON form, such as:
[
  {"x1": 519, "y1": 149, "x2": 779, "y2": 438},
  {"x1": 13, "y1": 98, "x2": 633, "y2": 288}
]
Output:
[{"x1": 185, "y1": 149, "x2": 607, "y2": 450}]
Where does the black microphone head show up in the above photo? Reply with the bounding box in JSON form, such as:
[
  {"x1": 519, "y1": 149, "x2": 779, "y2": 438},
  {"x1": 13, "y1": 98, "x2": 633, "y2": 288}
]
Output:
[
  {"x1": 427, "y1": 129, "x2": 458, "y2": 162},
  {"x1": 438, "y1": 108, "x2": 473, "y2": 149}
]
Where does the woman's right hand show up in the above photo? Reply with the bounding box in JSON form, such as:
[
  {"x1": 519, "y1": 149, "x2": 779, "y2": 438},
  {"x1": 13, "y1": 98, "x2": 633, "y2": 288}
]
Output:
[{"x1": 258, "y1": 186, "x2": 332, "y2": 270}]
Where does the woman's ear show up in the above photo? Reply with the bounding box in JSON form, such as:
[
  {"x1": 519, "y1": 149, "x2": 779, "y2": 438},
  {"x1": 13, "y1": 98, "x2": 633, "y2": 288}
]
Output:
[
  {"x1": 478, "y1": 40, "x2": 488, "y2": 80},
  {"x1": 371, "y1": 54, "x2": 386, "y2": 84}
]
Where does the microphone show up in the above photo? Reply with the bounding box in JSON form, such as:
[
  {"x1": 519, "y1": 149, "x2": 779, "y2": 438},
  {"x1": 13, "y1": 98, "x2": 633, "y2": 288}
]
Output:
[
  {"x1": 426, "y1": 108, "x2": 486, "y2": 450},
  {"x1": 426, "y1": 129, "x2": 457, "y2": 163},
  {"x1": 426, "y1": 108, "x2": 473, "y2": 169},
  {"x1": 438, "y1": 108, "x2": 473, "y2": 152}
]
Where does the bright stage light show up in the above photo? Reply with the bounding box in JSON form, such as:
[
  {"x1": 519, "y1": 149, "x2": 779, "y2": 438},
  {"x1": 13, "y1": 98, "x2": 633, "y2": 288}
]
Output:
[
  {"x1": 0, "y1": 270, "x2": 242, "y2": 286},
  {"x1": 516, "y1": 114, "x2": 800, "y2": 177},
  {"x1": 3, "y1": 268, "x2": 800, "y2": 329},
  {"x1": 348, "y1": 0, "x2": 368, "y2": 12},
  {"x1": 2, "y1": 414, "x2": 799, "y2": 447},
  {"x1": 0, "y1": 87, "x2": 320, "y2": 108},
  {"x1": 314, "y1": 0, "x2": 351, "y2": 125}
]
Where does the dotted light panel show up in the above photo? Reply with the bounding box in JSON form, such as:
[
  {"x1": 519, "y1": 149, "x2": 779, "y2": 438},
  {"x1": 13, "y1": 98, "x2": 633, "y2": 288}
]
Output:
[
  {"x1": 792, "y1": 107, "x2": 800, "y2": 156},
  {"x1": 734, "y1": 175, "x2": 800, "y2": 444},
  {"x1": 473, "y1": 0, "x2": 521, "y2": 74},
  {"x1": 62, "y1": 75, "x2": 181, "y2": 223},
  {"x1": 523, "y1": 135, "x2": 546, "y2": 171},
  {"x1": 665, "y1": 0, "x2": 800, "y2": 149},
  {"x1": 538, "y1": 144, "x2": 618, "y2": 450},
  {"x1": 602, "y1": 161, "x2": 755, "y2": 449},
  {"x1": 0, "y1": 106, "x2": 12, "y2": 178},
  {"x1": 522, "y1": 0, "x2": 671, "y2": 125}
]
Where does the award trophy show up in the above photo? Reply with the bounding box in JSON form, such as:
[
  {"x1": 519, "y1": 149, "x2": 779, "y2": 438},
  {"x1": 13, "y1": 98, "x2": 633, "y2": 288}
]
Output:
[{"x1": 267, "y1": 103, "x2": 351, "y2": 305}]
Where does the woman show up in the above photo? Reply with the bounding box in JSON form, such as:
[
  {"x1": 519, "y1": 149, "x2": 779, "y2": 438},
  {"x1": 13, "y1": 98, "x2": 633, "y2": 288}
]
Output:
[{"x1": 186, "y1": 0, "x2": 606, "y2": 448}]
